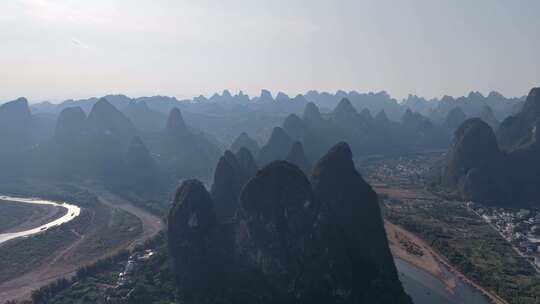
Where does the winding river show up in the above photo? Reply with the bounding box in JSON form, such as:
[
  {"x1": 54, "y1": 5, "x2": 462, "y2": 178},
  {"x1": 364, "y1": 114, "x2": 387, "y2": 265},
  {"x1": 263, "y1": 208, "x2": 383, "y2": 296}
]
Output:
[
  {"x1": 0, "y1": 194, "x2": 495, "y2": 303},
  {"x1": 0, "y1": 195, "x2": 81, "y2": 245},
  {"x1": 395, "y1": 258, "x2": 492, "y2": 304}
]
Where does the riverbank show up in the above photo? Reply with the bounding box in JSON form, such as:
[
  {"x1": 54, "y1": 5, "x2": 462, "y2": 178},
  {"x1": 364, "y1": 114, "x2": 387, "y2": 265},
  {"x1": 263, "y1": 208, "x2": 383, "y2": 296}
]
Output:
[
  {"x1": 0, "y1": 199, "x2": 65, "y2": 234},
  {"x1": 0, "y1": 186, "x2": 162, "y2": 302},
  {"x1": 0, "y1": 196, "x2": 80, "y2": 246},
  {"x1": 2, "y1": 203, "x2": 66, "y2": 234},
  {"x1": 386, "y1": 221, "x2": 456, "y2": 292},
  {"x1": 385, "y1": 221, "x2": 508, "y2": 304},
  {"x1": 386, "y1": 221, "x2": 507, "y2": 304}
]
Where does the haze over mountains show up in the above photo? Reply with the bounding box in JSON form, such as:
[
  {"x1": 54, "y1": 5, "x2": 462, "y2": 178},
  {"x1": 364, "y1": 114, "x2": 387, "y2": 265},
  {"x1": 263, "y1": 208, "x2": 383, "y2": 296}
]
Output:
[
  {"x1": 0, "y1": 86, "x2": 537, "y2": 303},
  {"x1": 23, "y1": 89, "x2": 524, "y2": 146},
  {"x1": 0, "y1": 88, "x2": 527, "y2": 195},
  {"x1": 3, "y1": 1, "x2": 540, "y2": 302},
  {"x1": 0, "y1": 98, "x2": 220, "y2": 195}
]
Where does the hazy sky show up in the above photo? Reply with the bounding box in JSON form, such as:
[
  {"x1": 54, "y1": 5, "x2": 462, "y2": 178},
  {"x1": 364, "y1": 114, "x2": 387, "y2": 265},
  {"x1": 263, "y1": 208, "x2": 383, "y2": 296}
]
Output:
[{"x1": 1, "y1": 0, "x2": 539, "y2": 103}]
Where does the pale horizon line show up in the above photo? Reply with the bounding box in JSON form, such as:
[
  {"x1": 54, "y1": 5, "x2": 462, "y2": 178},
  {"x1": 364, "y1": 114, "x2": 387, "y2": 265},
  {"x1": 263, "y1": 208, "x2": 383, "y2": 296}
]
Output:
[{"x1": 2, "y1": 88, "x2": 530, "y2": 106}]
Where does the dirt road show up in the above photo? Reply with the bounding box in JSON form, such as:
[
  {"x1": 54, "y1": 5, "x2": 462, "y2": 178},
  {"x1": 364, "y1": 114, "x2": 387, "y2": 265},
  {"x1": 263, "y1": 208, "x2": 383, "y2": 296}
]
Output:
[
  {"x1": 0, "y1": 186, "x2": 164, "y2": 302},
  {"x1": 89, "y1": 186, "x2": 164, "y2": 249}
]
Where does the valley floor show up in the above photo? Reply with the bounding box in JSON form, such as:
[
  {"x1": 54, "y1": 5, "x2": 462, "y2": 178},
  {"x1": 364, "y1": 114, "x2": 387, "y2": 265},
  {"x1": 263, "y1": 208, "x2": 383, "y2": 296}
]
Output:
[
  {"x1": 360, "y1": 153, "x2": 540, "y2": 304},
  {"x1": 386, "y1": 221, "x2": 506, "y2": 304},
  {"x1": 0, "y1": 185, "x2": 164, "y2": 302},
  {"x1": 0, "y1": 200, "x2": 66, "y2": 234}
]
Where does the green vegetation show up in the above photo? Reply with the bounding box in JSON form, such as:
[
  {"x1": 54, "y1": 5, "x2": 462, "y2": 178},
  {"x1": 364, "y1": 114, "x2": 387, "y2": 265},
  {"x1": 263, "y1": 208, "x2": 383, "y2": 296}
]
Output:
[
  {"x1": 358, "y1": 153, "x2": 540, "y2": 304},
  {"x1": 383, "y1": 199, "x2": 540, "y2": 304},
  {"x1": 30, "y1": 250, "x2": 130, "y2": 304},
  {"x1": 111, "y1": 188, "x2": 171, "y2": 217},
  {"x1": 15, "y1": 233, "x2": 176, "y2": 304}
]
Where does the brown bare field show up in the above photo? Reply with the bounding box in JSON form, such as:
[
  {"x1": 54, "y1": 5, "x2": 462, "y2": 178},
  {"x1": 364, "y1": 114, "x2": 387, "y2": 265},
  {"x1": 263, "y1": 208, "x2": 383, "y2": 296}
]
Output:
[
  {"x1": 0, "y1": 201, "x2": 66, "y2": 234},
  {"x1": 0, "y1": 187, "x2": 164, "y2": 302},
  {"x1": 386, "y1": 221, "x2": 457, "y2": 292},
  {"x1": 374, "y1": 185, "x2": 420, "y2": 200}
]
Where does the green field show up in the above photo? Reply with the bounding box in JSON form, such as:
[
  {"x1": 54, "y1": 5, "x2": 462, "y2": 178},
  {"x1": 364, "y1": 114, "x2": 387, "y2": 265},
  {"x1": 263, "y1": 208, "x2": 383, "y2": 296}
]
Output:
[
  {"x1": 383, "y1": 199, "x2": 540, "y2": 304},
  {"x1": 361, "y1": 152, "x2": 540, "y2": 304}
]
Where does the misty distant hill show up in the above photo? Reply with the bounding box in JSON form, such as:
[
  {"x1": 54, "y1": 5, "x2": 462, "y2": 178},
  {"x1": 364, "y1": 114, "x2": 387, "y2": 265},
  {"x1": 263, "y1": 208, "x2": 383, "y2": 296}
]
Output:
[{"x1": 23, "y1": 89, "x2": 523, "y2": 148}]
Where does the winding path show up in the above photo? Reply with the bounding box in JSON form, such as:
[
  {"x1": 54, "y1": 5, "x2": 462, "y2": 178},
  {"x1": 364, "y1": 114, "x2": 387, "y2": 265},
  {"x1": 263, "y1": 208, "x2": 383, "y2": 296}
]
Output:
[
  {"x1": 0, "y1": 185, "x2": 164, "y2": 302},
  {"x1": 87, "y1": 185, "x2": 164, "y2": 249}
]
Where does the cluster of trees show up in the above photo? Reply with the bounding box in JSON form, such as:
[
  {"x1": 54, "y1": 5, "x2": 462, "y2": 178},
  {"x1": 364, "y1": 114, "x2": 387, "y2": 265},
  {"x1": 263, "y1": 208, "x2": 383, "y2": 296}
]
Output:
[
  {"x1": 383, "y1": 200, "x2": 540, "y2": 304},
  {"x1": 27, "y1": 250, "x2": 130, "y2": 304}
]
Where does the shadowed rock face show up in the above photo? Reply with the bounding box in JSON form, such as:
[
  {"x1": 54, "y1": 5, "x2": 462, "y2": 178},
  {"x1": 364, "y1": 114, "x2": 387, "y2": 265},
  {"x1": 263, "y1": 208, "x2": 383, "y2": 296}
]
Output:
[
  {"x1": 518, "y1": 87, "x2": 540, "y2": 124},
  {"x1": 375, "y1": 109, "x2": 390, "y2": 125},
  {"x1": 332, "y1": 98, "x2": 359, "y2": 124},
  {"x1": 154, "y1": 107, "x2": 221, "y2": 180},
  {"x1": 211, "y1": 152, "x2": 242, "y2": 219},
  {"x1": 54, "y1": 107, "x2": 87, "y2": 142},
  {"x1": 0, "y1": 97, "x2": 30, "y2": 115},
  {"x1": 211, "y1": 149, "x2": 259, "y2": 219},
  {"x1": 257, "y1": 127, "x2": 293, "y2": 166},
  {"x1": 442, "y1": 118, "x2": 502, "y2": 188},
  {"x1": 125, "y1": 136, "x2": 154, "y2": 167},
  {"x1": 168, "y1": 180, "x2": 219, "y2": 303},
  {"x1": 303, "y1": 102, "x2": 323, "y2": 124},
  {"x1": 496, "y1": 115, "x2": 530, "y2": 150},
  {"x1": 235, "y1": 147, "x2": 258, "y2": 185},
  {"x1": 0, "y1": 97, "x2": 31, "y2": 124},
  {"x1": 283, "y1": 113, "x2": 306, "y2": 140},
  {"x1": 50, "y1": 106, "x2": 89, "y2": 176},
  {"x1": 123, "y1": 100, "x2": 166, "y2": 132},
  {"x1": 286, "y1": 141, "x2": 310, "y2": 174},
  {"x1": 168, "y1": 142, "x2": 411, "y2": 304},
  {"x1": 311, "y1": 142, "x2": 409, "y2": 303},
  {"x1": 84, "y1": 98, "x2": 136, "y2": 177},
  {"x1": 477, "y1": 105, "x2": 499, "y2": 130},
  {"x1": 358, "y1": 108, "x2": 375, "y2": 130},
  {"x1": 402, "y1": 108, "x2": 434, "y2": 131},
  {"x1": 231, "y1": 132, "x2": 260, "y2": 156},
  {"x1": 0, "y1": 97, "x2": 33, "y2": 153},
  {"x1": 87, "y1": 98, "x2": 136, "y2": 141},
  {"x1": 440, "y1": 118, "x2": 515, "y2": 204},
  {"x1": 224, "y1": 150, "x2": 241, "y2": 172},
  {"x1": 259, "y1": 89, "x2": 274, "y2": 103},
  {"x1": 235, "y1": 161, "x2": 324, "y2": 302},
  {"x1": 123, "y1": 136, "x2": 159, "y2": 192},
  {"x1": 44, "y1": 100, "x2": 139, "y2": 181},
  {"x1": 497, "y1": 87, "x2": 540, "y2": 150},
  {"x1": 47, "y1": 98, "x2": 135, "y2": 181},
  {"x1": 289, "y1": 98, "x2": 451, "y2": 165},
  {"x1": 165, "y1": 107, "x2": 188, "y2": 137},
  {"x1": 442, "y1": 88, "x2": 540, "y2": 206},
  {"x1": 443, "y1": 107, "x2": 467, "y2": 132}
]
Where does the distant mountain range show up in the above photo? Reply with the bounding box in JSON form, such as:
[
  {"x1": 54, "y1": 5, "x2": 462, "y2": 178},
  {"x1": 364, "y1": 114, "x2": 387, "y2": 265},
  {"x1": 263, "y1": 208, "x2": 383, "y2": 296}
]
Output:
[
  {"x1": 0, "y1": 97, "x2": 221, "y2": 197},
  {"x1": 248, "y1": 98, "x2": 473, "y2": 165},
  {"x1": 20, "y1": 89, "x2": 524, "y2": 144},
  {"x1": 27, "y1": 89, "x2": 525, "y2": 121},
  {"x1": 0, "y1": 88, "x2": 528, "y2": 202}
]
